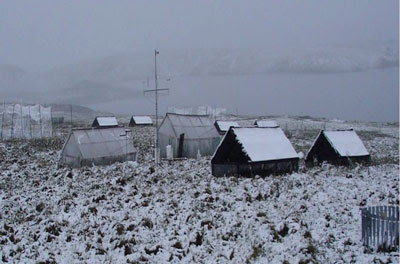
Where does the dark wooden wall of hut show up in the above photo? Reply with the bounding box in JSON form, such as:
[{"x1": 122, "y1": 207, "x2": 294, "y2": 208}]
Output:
[
  {"x1": 211, "y1": 130, "x2": 249, "y2": 164},
  {"x1": 212, "y1": 159, "x2": 299, "y2": 177},
  {"x1": 211, "y1": 130, "x2": 299, "y2": 177},
  {"x1": 306, "y1": 133, "x2": 370, "y2": 166}
]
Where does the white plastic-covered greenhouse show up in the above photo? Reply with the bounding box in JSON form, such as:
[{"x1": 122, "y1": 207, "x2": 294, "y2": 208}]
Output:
[
  {"x1": 158, "y1": 113, "x2": 221, "y2": 159},
  {"x1": 60, "y1": 127, "x2": 136, "y2": 167}
]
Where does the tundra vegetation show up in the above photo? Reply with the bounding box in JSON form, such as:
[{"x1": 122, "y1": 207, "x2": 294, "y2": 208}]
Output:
[{"x1": 0, "y1": 117, "x2": 398, "y2": 263}]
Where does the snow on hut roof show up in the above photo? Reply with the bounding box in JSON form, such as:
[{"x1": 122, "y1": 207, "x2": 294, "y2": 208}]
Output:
[
  {"x1": 215, "y1": 120, "x2": 240, "y2": 132},
  {"x1": 323, "y1": 130, "x2": 369, "y2": 157},
  {"x1": 166, "y1": 113, "x2": 220, "y2": 139},
  {"x1": 255, "y1": 120, "x2": 279, "y2": 128},
  {"x1": 132, "y1": 116, "x2": 152, "y2": 125},
  {"x1": 94, "y1": 116, "x2": 118, "y2": 127},
  {"x1": 232, "y1": 127, "x2": 298, "y2": 162},
  {"x1": 71, "y1": 127, "x2": 135, "y2": 159}
]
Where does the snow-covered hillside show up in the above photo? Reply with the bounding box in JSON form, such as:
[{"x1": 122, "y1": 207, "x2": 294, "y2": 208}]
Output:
[
  {"x1": 0, "y1": 118, "x2": 398, "y2": 263},
  {"x1": 1, "y1": 40, "x2": 398, "y2": 105}
]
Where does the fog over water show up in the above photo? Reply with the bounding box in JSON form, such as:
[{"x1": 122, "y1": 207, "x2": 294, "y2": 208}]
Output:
[
  {"x1": 0, "y1": 1, "x2": 398, "y2": 122},
  {"x1": 89, "y1": 68, "x2": 398, "y2": 122}
]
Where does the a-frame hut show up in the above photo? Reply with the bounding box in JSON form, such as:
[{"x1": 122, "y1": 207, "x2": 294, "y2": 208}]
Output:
[
  {"x1": 129, "y1": 116, "x2": 153, "y2": 127},
  {"x1": 92, "y1": 116, "x2": 118, "y2": 128},
  {"x1": 305, "y1": 129, "x2": 370, "y2": 166},
  {"x1": 60, "y1": 127, "x2": 136, "y2": 167},
  {"x1": 158, "y1": 113, "x2": 221, "y2": 159},
  {"x1": 211, "y1": 127, "x2": 299, "y2": 177}
]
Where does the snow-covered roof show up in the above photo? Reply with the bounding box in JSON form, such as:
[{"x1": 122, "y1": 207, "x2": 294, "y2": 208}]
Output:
[
  {"x1": 71, "y1": 127, "x2": 135, "y2": 159},
  {"x1": 165, "y1": 113, "x2": 220, "y2": 139},
  {"x1": 215, "y1": 120, "x2": 240, "y2": 132},
  {"x1": 232, "y1": 127, "x2": 298, "y2": 162},
  {"x1": 132, "y1": 116, "x2": 152, "y2": 125},
  {"x1": 94, "y1": 116, "x2": 118, "y2": 127},
  {"x1": 323, "y1": 130, "x2": 369, "y2": 157},
  {"x1": 255, "y1": 120, "x2": 279, "y2": 128}
]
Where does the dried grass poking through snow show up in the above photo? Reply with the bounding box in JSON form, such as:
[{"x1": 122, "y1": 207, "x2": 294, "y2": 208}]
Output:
[{"x1": 0, "y1": 119, "x2": 398, "y2": 263}]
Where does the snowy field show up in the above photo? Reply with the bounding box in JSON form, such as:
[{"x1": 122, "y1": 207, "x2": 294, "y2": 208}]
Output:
[{"x1": 0, "y1": 117, "x2": 398, "y2": 263}]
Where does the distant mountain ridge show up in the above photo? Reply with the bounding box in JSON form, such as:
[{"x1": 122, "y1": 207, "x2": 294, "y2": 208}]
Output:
[{"x1": 1, "y1": 40, "x2": 398, "y2": 105}]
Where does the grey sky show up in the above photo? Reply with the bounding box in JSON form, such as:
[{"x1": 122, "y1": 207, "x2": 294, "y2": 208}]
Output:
[{"x1": 0, "y1": 0, "x2": 398, "y2": 71}]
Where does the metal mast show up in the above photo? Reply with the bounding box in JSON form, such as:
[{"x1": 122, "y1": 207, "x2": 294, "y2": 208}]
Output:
[
  {"x1": 155, "y1": 49, "x2": 159, "y2": 165},
  {"x1": 144, "y1": 49, "x2": 169, "y2": 166}
]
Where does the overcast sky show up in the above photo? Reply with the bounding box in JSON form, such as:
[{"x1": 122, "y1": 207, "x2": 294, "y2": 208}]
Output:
[{"x1": 0, "y1": 0, "x2": 398, "y2": 71}]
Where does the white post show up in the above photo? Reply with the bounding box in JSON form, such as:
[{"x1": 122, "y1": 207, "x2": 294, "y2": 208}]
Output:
[{"x1": 166, "y1": 145, "x2": 173, "y2": 160}]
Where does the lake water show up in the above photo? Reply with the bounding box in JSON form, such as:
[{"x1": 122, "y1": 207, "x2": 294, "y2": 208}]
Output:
[{"x1": 90, "y1": 68, "x2": 398, "y2": 122}]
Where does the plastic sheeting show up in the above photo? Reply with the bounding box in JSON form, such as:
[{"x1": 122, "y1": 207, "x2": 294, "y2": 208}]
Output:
[
  {"x1": 215, "y1": 121, "x2": 240, "y2": 132},
  {"x1": 72, "y1": 128, "x2": 135, "y2": 159},
  {"x1": 60, "y1": 127, "x2": 136, "y2": 167},
  {"x1": 168, "y1": 106, "x2": 227, "y2": 118},
  {"x1": 165, "y1": 113, "x2": 220, "y2": 139},
  {"x1": 158, "y1": 113, "x2": 221, "y2": 158},
  {"x1": 0, "y1": 104, "x2": 53, "y2": 139}
]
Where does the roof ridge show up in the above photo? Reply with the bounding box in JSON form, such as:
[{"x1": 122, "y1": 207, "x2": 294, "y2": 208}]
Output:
[{"x1": 167, "y1": 112, "x2": 210, "y2": 117}]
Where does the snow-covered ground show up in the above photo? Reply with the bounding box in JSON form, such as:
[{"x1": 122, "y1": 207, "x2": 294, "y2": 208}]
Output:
[{"x1": 0, "y1": 118, "x2": 398, "y2": 263}]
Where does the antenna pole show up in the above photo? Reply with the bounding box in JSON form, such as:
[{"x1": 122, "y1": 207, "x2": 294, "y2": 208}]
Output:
[
  {"x1": 155, "y1": 49, "x2": 159, "y2": 166},
  {"x1": 11, "y1": 104, "x2": 15, "y2": 138},
  {"x1": 143, "y1": 50, "x2": 169, "y2": 167},
  {"x1": 39, "y1": 104, "x2": 42, "y2": 138},
  {"x1": 28, "y1": 105, "x2": 32, "y2": 138},
  {"x1": 70, "y1": 105, "x2": 72, "y2": 132},
  {"x1": 20, "y1": 101, "x2": 23, "y2": 138},
  {"x1": 1, "y1": 101, "x2": 5, "y2": 139}
]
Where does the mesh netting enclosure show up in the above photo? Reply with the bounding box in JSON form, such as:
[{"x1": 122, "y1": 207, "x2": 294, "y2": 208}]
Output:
[{"x1": 0, "y1": 104, "x2": 53, "y2": 139}]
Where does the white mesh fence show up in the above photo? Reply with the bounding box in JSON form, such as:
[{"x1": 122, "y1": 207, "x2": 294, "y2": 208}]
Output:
[
  {"x1": 167, "y1": 105, "x2": 227, "y2": 119},
  {"x1": 0, "y1": 104, "x2": 53, "y2": 139}
]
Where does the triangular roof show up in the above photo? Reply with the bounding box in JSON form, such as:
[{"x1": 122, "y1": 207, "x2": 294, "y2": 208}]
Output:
[
  {"x1": 161, "y1": 113, "x2": 220, "y2": 139},
  {"x1": 213, "y1": 127, "x2": 298, "y2": 162},
  {"x1": 215, "y1": 120, "x2": 240, "y2": 132},
  {"x1": 254, "y1": 120, "x2": 279, "y2": 128},
  {"x1": 92, "y1": 116, "x2": 118, "y2": 127},
  {"x1": 312, "y1": 129, "x2": 369, "y2": 157},
  {"x1": 131, "y1": 116, "x2": 152, "y2": 125},
  {"x1": 65, "y1": 127, "x2": 136, "y2": 159}
]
